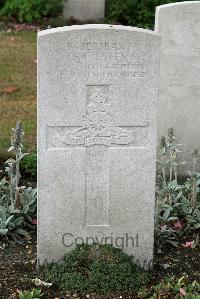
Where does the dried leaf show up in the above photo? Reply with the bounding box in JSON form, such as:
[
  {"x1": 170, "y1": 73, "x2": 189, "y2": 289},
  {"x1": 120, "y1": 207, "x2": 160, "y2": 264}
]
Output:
[
  {"x1": 28, "y1": 248, "x2": 32, "y2": 255},
  {"x1": 2, "y1": 85, "x2": 19, "y2": 94}
]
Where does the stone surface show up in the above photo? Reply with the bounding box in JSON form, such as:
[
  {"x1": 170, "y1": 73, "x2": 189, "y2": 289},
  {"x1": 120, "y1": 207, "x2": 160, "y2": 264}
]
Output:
[
  {"x1": 64, "y1": 0, "x2": 105, "y2": 21},
  {"x1": 38, "y1": 24, "x2": 160, "y2": 268},
  {"x1": 155, "y1": 2, "x2": 200, "y2": 172}
]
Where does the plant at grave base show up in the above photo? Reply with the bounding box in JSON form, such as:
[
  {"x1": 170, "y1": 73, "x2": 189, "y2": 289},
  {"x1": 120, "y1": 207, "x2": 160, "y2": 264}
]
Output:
[
  {"x1": 157, "y1": 127, "x2": 186, "y2": 186},
  {"x1": 0, "y1": 122, "x2": 37, "y2": 242},
  {"x1": 8, "y1": 121, "x2": 28, "y2": 209},
  {"x1": 155, "y1": 130, "x2": 200, "y2": 248},
  {"x1": 179, "y1": 196, "x2": 200, "y2": 234},
  {"x1": 155, "y1": 178, "x2": 200, "y2": 247},
  {"x1": 141, "y1": 276, "x2": 200, "y2": 299},
  {"x1": 17, "y1": 289, "x2": 43, "y2": 299},
  {"x1": 179, "y1": 152, "x2": 200, "y2": 237},
  {"x1": 0, "y1": 205, "x2": 29, "y2": 240},
  {"x1": 42, "y1": 244, "x2": 150, "y2": 295},
  {"x1": 154, "y1": 224, "x2": 179, "y2": 248},
  {"x1": 155, "y1": 180, "x2": 182, "y2": 247}
]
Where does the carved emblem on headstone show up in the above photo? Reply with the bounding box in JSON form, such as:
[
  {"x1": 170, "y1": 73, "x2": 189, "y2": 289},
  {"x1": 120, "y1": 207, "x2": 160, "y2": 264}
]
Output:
[{"x1": 64, "y1": 89, "x2": 135, "y2": 146}]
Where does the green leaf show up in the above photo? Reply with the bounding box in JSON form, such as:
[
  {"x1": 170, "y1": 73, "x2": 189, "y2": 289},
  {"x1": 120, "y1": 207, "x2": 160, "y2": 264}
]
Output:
[
  {"x1": 23, "y1": 205, "x2": 29, "y2": 214},
  {"x1": 8, "y1": 222, "x2": 15, "y2": 229},
  {"x1": 15, "y1": 228, "x2": 29, "y2": 237},
  {"x1": 10, "y1": 232, "x2": 24, "y2": 244},
  {"x1": 163, "y1": 208, "x2": 171, "y2": 221},
  {"x1": 8, "y1": 146, "x2": 14, "y2": 152},
  {"x1": 174, "y1": 203, "x2": 181, "y2": 207},
  {"x1": 177, "y1": 276, "x2": 185, "y2": 286},
  {"x1": 5, "y1": 215, "x2": 14, "y2": 226},
  {"x1": 166, "y1": 240, "x2": 179, "y2": 247},
  {"x1": 5, "y1": 158, "x2": 16, "y2": 164},
  {"x1": 195, "y1": 179, "x2": 200, "y2": 186},
  {"x1": 13, "y1": 216, "x2": 24, "y2": 227},
  {"x1": 0, "y1": 228, "x2": 8, "y2": 235},
  {"x1": 32, "y1": 289, "x2": 43, "y2": 297},
  {"x1": 167, "y1": 216, "x2": 178, "y2": 221},
  {"x1": 176, "y1": 192, "x2": 182, "y2": 199},
  {"x1": 0, "y1": 208, "x2": 6, "y2": 221},
  {"x1": 194, "y1": 223, "x2": 200, "y2": 229}
]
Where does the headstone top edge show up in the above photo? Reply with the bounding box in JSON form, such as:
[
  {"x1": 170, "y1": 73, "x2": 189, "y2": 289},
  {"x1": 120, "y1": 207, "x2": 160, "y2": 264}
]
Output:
[
  {"x1": 156, "y1": 1, "x2": 200, "y2": 13},
  {"x1": 38, "y1": 24, "x2": 159, "y2": 38},
  {"x1": 155, "y1": 0, "x2": 200, "y2": 31}
]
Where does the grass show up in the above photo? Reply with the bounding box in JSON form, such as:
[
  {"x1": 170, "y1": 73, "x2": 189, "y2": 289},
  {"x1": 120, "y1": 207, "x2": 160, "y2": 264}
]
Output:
[{"x1": 0, "y1": 31, "x2": 37, "y2": 158}]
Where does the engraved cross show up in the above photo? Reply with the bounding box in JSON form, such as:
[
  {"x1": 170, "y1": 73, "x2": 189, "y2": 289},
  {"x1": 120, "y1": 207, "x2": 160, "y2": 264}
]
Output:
[{"x1": 47, "y1": 88, "x2": 148, "y2": 226}]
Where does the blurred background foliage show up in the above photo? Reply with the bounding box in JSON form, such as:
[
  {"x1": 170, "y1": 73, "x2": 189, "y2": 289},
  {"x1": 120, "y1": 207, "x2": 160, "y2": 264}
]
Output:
[
  {"x1": 106, "y1": 0, "x2": 187, "y2": 29},
  {"x1": 0, "y1": 0, "x2": 188, "y2": 27},
  {"x1": 0, "y1": 0, "x2": 63, "y2": 22},
  {"x1": 0, "y1": 0, "x2": 6, "y2": 9}
]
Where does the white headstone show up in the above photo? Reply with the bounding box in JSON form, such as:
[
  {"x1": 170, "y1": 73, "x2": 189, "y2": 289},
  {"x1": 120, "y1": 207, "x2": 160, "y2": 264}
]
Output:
[
  {"x1": 64, "y1": 0, "x2": 105, "y2": 21},
  {"x1": 155, "y1": 2, "x2": 200, "y2": 171},
  {"x1": 38, "y1": 25, "x2": 160, "y2": 268}
]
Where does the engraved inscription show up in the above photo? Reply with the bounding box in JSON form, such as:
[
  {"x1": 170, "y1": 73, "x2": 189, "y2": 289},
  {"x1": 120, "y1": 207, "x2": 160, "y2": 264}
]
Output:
[{"x1": 55, "y1": 41, "x2": 148, "y2": 79}]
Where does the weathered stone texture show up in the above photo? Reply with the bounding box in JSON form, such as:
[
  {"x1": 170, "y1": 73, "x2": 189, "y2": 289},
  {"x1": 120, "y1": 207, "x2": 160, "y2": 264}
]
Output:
[
  {"x1": 155, "y1": 2, "x2": 200, "y2": 172},
  {"x1": 38, "y1": 25, "x2": 160, "y2": 268},
  {"x1": 64, "y1": 0, "x2": 105, "y2": 21}
]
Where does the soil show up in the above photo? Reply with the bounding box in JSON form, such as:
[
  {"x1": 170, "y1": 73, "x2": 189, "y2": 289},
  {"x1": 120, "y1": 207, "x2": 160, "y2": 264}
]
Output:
[{"x1": 0, "y1": 232, "x2": 199, "y2": 299}]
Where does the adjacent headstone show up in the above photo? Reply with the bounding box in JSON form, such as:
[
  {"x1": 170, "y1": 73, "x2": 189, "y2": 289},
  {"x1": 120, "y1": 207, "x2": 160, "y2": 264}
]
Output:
[
  {"x1": 38, "y1": 25, "x2": 160, "y2": 268},
  {"x1": 155, "y1": 2, "x2": 200, "y2": 172},
  {"x1": 64, "y1": 0, "x2": 105, "y2": 21}
]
